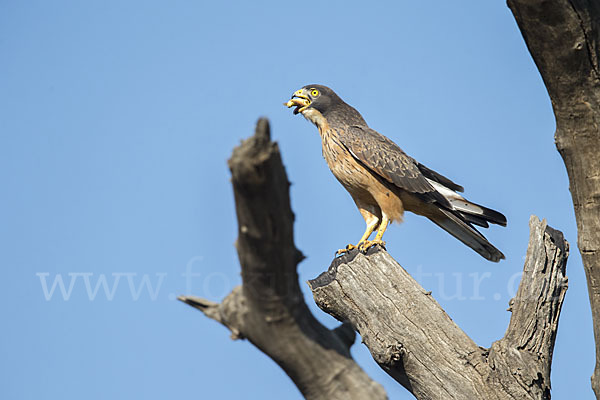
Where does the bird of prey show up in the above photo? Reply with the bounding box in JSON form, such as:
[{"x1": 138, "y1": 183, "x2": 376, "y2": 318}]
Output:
[{"x1": 285, "y1": 84, "x2": 507, "y2": 262}]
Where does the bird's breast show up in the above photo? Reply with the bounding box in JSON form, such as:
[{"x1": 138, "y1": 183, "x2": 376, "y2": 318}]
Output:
[
  {"x1": 319, "y1": 127, "x2": 405, "y2": 222},
  {"x1": 320, "y1": 128, "x2": 369, "y2": 189}
]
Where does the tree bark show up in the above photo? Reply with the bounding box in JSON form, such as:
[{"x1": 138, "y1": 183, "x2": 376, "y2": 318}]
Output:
[
  {"x1": 178, "y1": 118, "x2": 386, "y2": 400},
  {"x1": 309, "y1": 216, "x2": 568, "y2": 399},
  {"x1": 507, "y1": 0, "x2": 600, "y2": 395}
]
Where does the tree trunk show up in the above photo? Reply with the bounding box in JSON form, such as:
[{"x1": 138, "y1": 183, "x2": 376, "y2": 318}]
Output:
[
  {"x1": 178, "y1": 119, "x2": 386, "y2": 400},
  {"x1": 507, "y1": 0, "x2": 600, "y2": 395},
  {"x1": 309, "y1": 216, "x2": 568, "y2": 399}
]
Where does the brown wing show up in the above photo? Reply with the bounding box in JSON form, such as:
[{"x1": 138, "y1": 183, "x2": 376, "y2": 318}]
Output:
[{"x1": 338, "y1": 125, "x2": 448, "y2": 205}]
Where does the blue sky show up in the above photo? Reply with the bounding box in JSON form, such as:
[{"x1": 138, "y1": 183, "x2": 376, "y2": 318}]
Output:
[{"x1": 0, "y1": 1, "x2": 594, "y2": 399}]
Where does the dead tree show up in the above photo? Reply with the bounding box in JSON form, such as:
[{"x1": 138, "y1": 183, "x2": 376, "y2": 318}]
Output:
[
  {"x1": 180, "y1": 118, "x2": 569, "y2": 399},
  {"x1": 507, "y1": 0, "x2": 600, "y2": 395},
  {"x1": 310, "y1": 217, "x2": 568, "y2": 399},
  {"x1": 179, "y1": 119, "x2": 386, "y2": 400}
]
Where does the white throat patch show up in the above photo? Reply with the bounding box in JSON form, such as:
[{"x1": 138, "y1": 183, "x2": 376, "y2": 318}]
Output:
[{"x1": 301, "y1": 108, "x2": 327, "y2": 129}]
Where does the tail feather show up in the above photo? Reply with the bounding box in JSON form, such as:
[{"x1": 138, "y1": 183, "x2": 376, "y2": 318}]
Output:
[
  {"x1": 426, "y1": 178, "x2": 507, "y2": 226},
  {"x1": 421, "y1": 177, "x2": 506, "y2": 261},
  {"x1": 459, "y1": 212, "x2": 489, "y2": 228},
  {"x1": 451, "y1": 199, "x2": 507, "y2": 227},
  {"x1": 429, "y1": 209, "x2": 505, "y2": 262}
]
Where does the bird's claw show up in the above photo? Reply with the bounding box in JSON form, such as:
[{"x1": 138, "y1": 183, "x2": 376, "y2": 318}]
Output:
[
  {"x1": 335, "y1": 240, "x2": 386, "y2": 256},
  {"x1": 336, "y1": 244, "x2": 357, "y2": 256},
  {"x1": 357, "y1": 240, "x2": 386, "y2": 253}
]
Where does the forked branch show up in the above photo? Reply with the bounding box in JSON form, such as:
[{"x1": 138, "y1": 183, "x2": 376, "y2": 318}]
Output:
[{"x1": 309, "y1": 216, "x2": 568, "y2": 399}]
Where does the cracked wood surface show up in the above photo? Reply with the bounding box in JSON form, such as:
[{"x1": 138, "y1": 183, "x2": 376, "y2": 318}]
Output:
[
  {"x1": 507, "y1": 0, "x2": 600, "y2": 395},
  {"x1": 310, "y1": 216, "x2": 568, "y2": 399},
  {"x1": 179, "y1": 118, "x2": 386, "y2": 400}
]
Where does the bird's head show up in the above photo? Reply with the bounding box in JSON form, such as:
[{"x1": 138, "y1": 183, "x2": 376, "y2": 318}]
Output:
[
  {"x1": 284, "y1": 84, "x2": 342, "y2": 115},
  {"x1": 284, "y1": 84, "x2": 366, "y2": 128}
]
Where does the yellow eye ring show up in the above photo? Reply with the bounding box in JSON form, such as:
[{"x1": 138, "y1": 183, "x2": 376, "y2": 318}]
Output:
[{"x1": 311, "y1": 89, "x2": 319, "y2": 97}]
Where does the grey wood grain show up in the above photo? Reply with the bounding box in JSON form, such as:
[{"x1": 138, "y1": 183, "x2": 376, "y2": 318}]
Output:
[{"x1": 310, "y1": 216, "x2": 568, "y2": 399}]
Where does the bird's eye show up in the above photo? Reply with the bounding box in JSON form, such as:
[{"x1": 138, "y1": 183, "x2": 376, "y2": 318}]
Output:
[{"x1": 311, "y1": 89, "x2": 319, "y2": 97}]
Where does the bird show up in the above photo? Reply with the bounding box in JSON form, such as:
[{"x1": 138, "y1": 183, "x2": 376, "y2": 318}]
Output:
[{"x1": 285, "y1": 84, "x2": 507, "y2": 262}]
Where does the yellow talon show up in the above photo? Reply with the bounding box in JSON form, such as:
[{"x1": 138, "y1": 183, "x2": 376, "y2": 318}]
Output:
[
  {"x1": 336, "y1": 244, "x2": 358, "y2": 256},
  {"x1": 358, "y1": 240, "x2": 386, "y2": 253}
]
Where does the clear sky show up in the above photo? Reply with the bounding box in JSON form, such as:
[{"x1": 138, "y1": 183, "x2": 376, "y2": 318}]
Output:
[{"x1": 1, "y1": 1, "x2": 594, "y2": 399}]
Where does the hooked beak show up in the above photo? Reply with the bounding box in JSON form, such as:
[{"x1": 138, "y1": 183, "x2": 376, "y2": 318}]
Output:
[{"x1": 284, "y1": 89, "x2": 311, "y2": 115}]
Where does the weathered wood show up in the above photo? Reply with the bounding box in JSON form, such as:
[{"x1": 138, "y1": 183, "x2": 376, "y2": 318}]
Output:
[
  {"x1": 309, "y1": 216, "x2": 568, "y2": 399},
  {"x1": 507, "y1": 0, "x2": 600, "y2": 395},
  {"x1": 179, "y1": 118, "x2": 386, "y2": 400},
  {"x1": 486, "y1": 218, "x2": 569, "y2": 398}
]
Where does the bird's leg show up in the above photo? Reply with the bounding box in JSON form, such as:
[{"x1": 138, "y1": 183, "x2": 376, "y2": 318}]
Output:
[
  {"x1": 358, "y1": 220, "x2": 379, "y2": 243},
  {"x1": 354, "y1": 216, "x2": 380, "y2": 251},
  {"x1": 337, "y1": 219, "x2": 379, "y2": 255},
  {"x1": 358, "y1": 214, "x2": 389, "y2": 253},
  {"x1": 336, "y1": 207, "x2": 380, "y2": 255}
]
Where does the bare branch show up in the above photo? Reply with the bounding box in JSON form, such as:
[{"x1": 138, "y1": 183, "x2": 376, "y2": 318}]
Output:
[
  {"x1": 179, "y1": 118, "x2": 386, "y2": 400},
  {"x1": 487, "y1": 216, "x2": 569, "y2": 399},
  {"x1": 309, "y1": 216, "x2": 568, "y2": 399}
]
